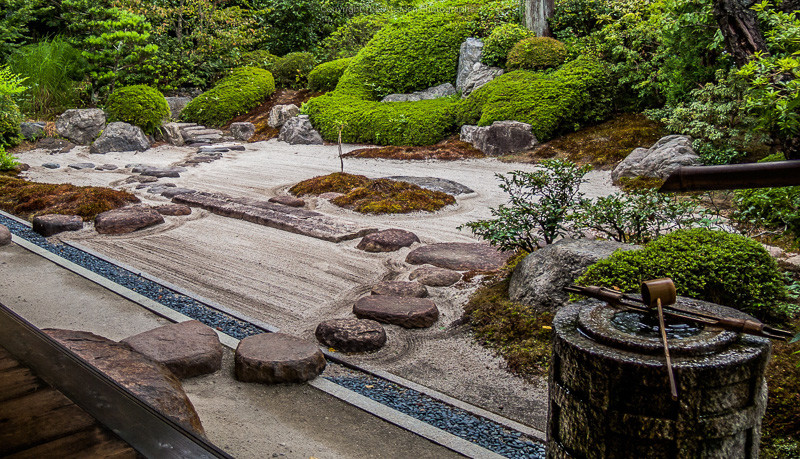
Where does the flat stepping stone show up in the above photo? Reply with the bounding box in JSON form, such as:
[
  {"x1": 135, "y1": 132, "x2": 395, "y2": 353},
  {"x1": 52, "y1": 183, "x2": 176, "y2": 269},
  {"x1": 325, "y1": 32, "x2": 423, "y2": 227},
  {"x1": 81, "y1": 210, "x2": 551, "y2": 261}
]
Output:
[
  {"x1": 68, "y1": 162, "x2": 95, "y2": 170},
  {"x1": 371, "y1": 281, "x2": 428, "y2": 298},
  {"x1": 353, "y1": 296, "x2": 439, "y2": 328},
  {"x1": 357, "y1": 228, "x2": 420, "y2": 252},
  {"x1": 406, "y1": 242, "x2": 512, "y2": 271},
  {"x1": 174, "y1": 192, "x2": 377, "y2": 243},
  {"x1": 235, "y1": 333, "x2": 326, "y2": 384},
  {"x1": 146, "y1": 184, "x2": 177, "y2": 194},
  {"x1": 42, "y1": 162, "x2": 60, "y2": 169},
  {"x1": 154, "y1": 204, "x2": 192, "y2": 216},
  {"x1": 32, "y1": 214, "x2": 84, "y2": 237},
  {"x1": 315, "y1": 318, "x2": 387, "y2": 353},
  {"x1": 0, "y1": 224, "x2": 10, "y2": 246},
  {"x1": 384, "y1": 176, "x2": 474, "y2": 195},
  {"x1": 140, "y1": 166, "x2": 186, "y2": 178},
  {"x1": 268, "y1": 196, "x2": 305, "y2": 208},
  {"x1": 198, "y1": 146, "x2": 229, "y2": 153},
  {"x1": 121, "y1": 320, "x2": 222, "y2": 379},
  {"x1": 95, "y1": 164, "x2": 119, "y2": 171},
  {"x1": 94, "y1": 207, "x2": 165, "y2": 235},
  {"x1": 409, "y1": 266, "x2": 462, "y2": 287},
  {"x1": 161, "y1": 187, "x2": 196, "y2": 198}
]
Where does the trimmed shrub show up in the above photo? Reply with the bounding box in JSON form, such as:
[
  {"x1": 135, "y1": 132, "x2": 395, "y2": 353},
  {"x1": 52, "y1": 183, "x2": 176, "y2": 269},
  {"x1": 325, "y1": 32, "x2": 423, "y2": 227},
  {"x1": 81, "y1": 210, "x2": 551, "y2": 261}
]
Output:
[
  {"x1": 308, "y1": 58, "x2": 354, "y2": 93},
  {"x1": 272, "y1": 52, "x2": 317, "y2": 89},
  {"x1": 475, "y1": 0, "x2": 524, "y2": 37},
  {"x1": 181, "y1": 67, "x2": 275, "y2": 127},
  {"x1": 319, "y1": 13, "x2": 391, "y2": 61},
  {"x1": 0, "y1": 94, "x2": 22, "y2": 146},
  {"x1": 577, "y1": 228, "x2": 788, "y2": 320},
  {"x1": 506, "y1": 37, "x2": 568, "y2": 71},
  {"x1": 105, "y1": 85, "x2": 170, "y2": 135},
  {"x1": 457, "y1": 57, "x2": 611, "y2": 141},
  {"x1": 481, "y1": 23, "x2": 534, "y2": 68},
  {"x1": 238, "y1": 50, "x2": 279, "y2": 72}
]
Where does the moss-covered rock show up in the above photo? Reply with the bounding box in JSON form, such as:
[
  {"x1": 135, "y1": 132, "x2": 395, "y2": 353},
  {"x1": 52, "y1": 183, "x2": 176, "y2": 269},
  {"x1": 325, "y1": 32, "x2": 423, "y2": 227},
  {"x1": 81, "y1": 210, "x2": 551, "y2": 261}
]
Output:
[
  {"x1": 481, "y1": 23, "x2": 534, "y2": 68},
  {"x1": 181, "y1": 67, "x2": 275, "y2": 127},
  {"x1": 577, "y1": 228, "x2": 789, "y2": 320},
  {"x1": 105, "y1": 85, "x2": 170, "y2": 135},
  {"x1": 506, "y1": 37, "x2": 568, "y2": 71},
  {"x1": 308, "y1": 58, "x2": 354, "y2": 93},
  {"x1": 272, "y1": 52, "x2": 317, "y2": 89},
  {"x1": 0, "y1": 94, "x2": 22, "y2": 146},
  {"x1": 457, "y1": 57, "x2": 611, "y2": 141}
]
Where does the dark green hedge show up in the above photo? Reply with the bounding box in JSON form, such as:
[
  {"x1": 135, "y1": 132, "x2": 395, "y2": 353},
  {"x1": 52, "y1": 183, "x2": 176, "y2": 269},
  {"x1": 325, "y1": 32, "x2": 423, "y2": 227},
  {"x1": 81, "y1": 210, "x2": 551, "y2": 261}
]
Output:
[
  {"x1": 105, "y1": 85, "x2": 170, "y2": 135},
  {"x1": 181, "y1": 67, "x2": 275, "y2": 127},
  {"x1": 272, "y1": 52, "x2": 317, "y2": 89},
  {"x1": 308, "y1": 57, "x2": 354, "y2": 93}
]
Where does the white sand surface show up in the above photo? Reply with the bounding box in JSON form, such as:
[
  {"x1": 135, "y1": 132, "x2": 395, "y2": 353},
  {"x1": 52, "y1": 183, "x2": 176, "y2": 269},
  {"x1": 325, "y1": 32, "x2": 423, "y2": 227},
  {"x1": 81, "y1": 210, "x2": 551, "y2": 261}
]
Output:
[{"x1": 14, "y1": 139, "x2": 618, "y2": 430}]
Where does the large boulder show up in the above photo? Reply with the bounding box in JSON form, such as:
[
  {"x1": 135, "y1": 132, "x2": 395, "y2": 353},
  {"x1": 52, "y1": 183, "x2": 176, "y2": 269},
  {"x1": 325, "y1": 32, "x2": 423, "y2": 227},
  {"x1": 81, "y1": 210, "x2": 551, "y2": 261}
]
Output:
[
  {"x1": 90, "y1": 122, "x2": 150, "y2": 154},
  {"x1": 234, "y1": 333, "x2": 326, "y2": 384},
  {"x1": 508, "y1": 239, "x2": 640, "y2": 309},
  {"x1": 121, "y1": 320, "x2": 223, "y2": 380},
  {"x1": 20, "y1": 121, "x2": 46, "y2": 141},
  {"x1": 456, "y1": 38, "x2": 484, "y2": 92},
  {"x1": 94, "y1": 207, "x2": 165, "y2": 235},
  {"x1": 268, "y1": 104, "x2": 300, "y2": 129},
  {"x1": 44, "y1": 329, "x2": 205, "y2": 434},
  {"x1": 356, "y1": 228, "x2": 420, "y2": 252},
  {"x1": 460, "y1": 63, "x2": 504, "y2": 97},
  {"x1": 0, "y1": 224, "x2": 11, "y2": 246},
  {"x1": 315, "y1": 318, "x2": 387, "y2": 353},
  {"x1": 406, "y1": 242, "x2": 512, "y2": 271},
  {"x1": 32, "y1": 214, "x2": 84, "y2": 237},
  {"x1": 165, "y1": 96, "x2": 192, "y2": 120},
  {"x1": 278, "y1": 115, "x2": 324, "y2": 145},
  {"x1": 611, "y1": 135, "x2": 700, "y2": 183},
  {"x1": 381, "y1": 83, "x2": 457, "y2": 103},
  {"x1": 161, "y1": 122, "x2": 184, "y2": 146},
  {"x1": 230, "y1": 122, "x2": 255, "y2": 141},
  {"x1": 463, "y1": 121, "x2": 538, "y2": 156},
  {"x1": 55, "y1": 109, "x2": 106, "y2": 145}
]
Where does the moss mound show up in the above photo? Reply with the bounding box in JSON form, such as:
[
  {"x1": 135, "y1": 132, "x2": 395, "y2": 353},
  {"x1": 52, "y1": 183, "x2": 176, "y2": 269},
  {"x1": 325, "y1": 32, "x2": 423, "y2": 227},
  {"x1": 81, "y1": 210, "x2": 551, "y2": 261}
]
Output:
[
  {"x1": 506, "y1": 37, "x2": 568, "y2": 71},
  {"x1": 181, "y1": 67, "x2": 276, "y2": 127},
  {"x1": 345, "y1": 139, "x2": 484, "y2": 160},
  {"x1": 272, "y1": 52, "x2": 317, "y2": 89},
  {"x1": 238, "y1": 50, "x2": 279, "y2": 72},
  {"x1": 105, "y1": 85, "x2": 170, "y2": 135},
  {"x1": 481, "y1": 23, "x2": 534, "y2": 68},
  {"x1": 290, "y1": 173, "x2": 455, "y2": 214},
  {"x1": 458, "y1": 57, "x2": 611, "y2": 141},
  {"x1": 761, "y1": 317, "x2": 800, "y2": 457},
  {"x1": 0, "y1": 176, "x2": 139, "y2": 220},
  {"x1": 577, "y1": 228, "x2": 788, "y2": 320},
  {"x1": 0, "y1": 94, "x2": 23, "y2": 146},
  {"x1": 308, "y1": 58, "x2": 354, "y2": 93}
]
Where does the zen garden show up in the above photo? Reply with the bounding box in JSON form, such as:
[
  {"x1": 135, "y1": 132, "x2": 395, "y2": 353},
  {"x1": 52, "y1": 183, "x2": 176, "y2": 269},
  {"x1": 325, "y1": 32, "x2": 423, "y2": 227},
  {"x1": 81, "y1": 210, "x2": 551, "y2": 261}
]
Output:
[{"x1": 0, "y1": 0, "x2": 799, "y2": 457}]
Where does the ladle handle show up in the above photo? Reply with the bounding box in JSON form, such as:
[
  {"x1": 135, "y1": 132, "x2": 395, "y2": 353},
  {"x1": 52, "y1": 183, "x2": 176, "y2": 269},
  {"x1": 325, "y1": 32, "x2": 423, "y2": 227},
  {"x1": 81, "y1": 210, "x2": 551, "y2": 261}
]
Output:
[{"x1": 657, "y1": 298, "x2": 679, "y2": 401}]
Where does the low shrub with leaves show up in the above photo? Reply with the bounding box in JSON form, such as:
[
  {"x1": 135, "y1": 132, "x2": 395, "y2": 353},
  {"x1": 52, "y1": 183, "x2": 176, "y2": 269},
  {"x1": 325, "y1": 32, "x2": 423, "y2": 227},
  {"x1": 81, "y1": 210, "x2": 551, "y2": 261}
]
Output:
[
  {"x1": 236, "y1": 50, "x2": 279, "y2": 72},
  {"x1": 318, "y1": 13, "x2": 391, "y2": 61},
  {"x1": 577, "y1": 228, "x2": 789, "y2": 320},
  {"x1": 481, "y1": 23, "x2": 534, "y2": 68},
  {"x1": 506, "y1": 37, "x2": 568, "y2": 71},
  {"x1": 0, "y1": 146, "x2": 19, "y2": 172},
  {"x1": 105, "y1": 85, "x2": 170, "y2": 135},
  {"x1": 0, "y1": 65, "x2": 26, "y2": 146},
  {"x1": 272, "y1": 52, "x2": 317, "y2": 89},
  {"x1": 308, "y1": 58, "x2": 353, "y2": 92},
  {"x1": 461, "y1": 159, "x2": 591, "y2": 252},
  {"x1": 181, "y1": 67, "x2": 275, "y2": 127}
]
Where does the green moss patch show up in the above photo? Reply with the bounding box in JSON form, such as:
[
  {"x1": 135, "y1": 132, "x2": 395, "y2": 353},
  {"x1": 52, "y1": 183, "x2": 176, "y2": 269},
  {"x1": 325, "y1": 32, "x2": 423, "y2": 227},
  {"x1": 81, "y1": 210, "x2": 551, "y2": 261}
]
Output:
[
  {"x1": 308, "y1": 57, "x2": 354, "y2": 93},
  {"x1": 345, "y1": 139, "x2": 484, "y2": 160},
  {"x1": 181, "y1": 67, "x2": 276, "y2": 127},
  {"x1": 105, "y1": 85, "x2": 170, "y2": 135},
  {"x1": 506, "y1": 37, "x2": 567, "y2": 71},
  {"x1": 290, "y1": 173, "x2": 456, "y2": 214},
  {"x1": 761, "y1": 316, "x2": 800, "y2": 458},
  {"x1": 0, "y1": 176, "x2": 139, "y2": 220}
]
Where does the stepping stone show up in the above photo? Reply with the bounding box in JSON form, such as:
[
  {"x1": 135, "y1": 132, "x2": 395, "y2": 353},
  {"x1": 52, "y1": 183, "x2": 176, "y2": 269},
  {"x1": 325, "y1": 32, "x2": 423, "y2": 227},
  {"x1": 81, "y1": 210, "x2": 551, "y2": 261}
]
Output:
[
  {"x1": 409, "y1": 266, "x2": 462, "y2": 287},
  {"x1": 353, "y1": 296, "x2": 439, "y2": 328},
  {"x1": 227, "y1": 145, "x2": 246, "y2": 151},
  {"x1": 42, "y1": 162, "x2": 60, "y2": 169},
  {"x1": 126, "y1": 175, "x2": 158, "y2": 184},
  {"x1": 235, "y1": 333, "x2": 326, "y2": 384},
  {"x1": 384, "y1": 176, "x2": 474, "y2": 195},
  {"x1": 147, "y1": 184, "x2": 177, "y2": 195},
  {"x1": 32, "y1": 214, "x2": 84, "y2": 237},
  {"x1": 0, "y1": 224, "x2": 10, "y2": 246},
  {"x1": 121, "y1": 320, "x2": 223, "y2": 379},
  {"x1": 94, "y1": 207, "x2": 165, "y2": 234},
  {"x1": 68, "y1": 162, "x2": 95, "y2": 170},
  {"x1": 161, "y1": 187, "x2": 196, "y2": 199},
  {"x1": 187, "y1": 142, "x2": 212, "y2": 147},
  {"x1": 406, "y1": 242, "x2": 512, "y2": 271},
  {"x1": 140, "y1": 166, "x2": 186, "y2": 178},
  {"x1": 357, "y1": 228, "x2": 420, "y2": 252},
  {"x1": 45, "y1": 329, "x2": 205, "y2": 434},
  {"x1": 154, "y1": 204, "x2": 192, "y2": 216},
  {"x1": 268, "y1": 196, "x2": 305, "y2": 208},
  {"x1": 198, "y1": 146, "x2": 229, "y2": 153},
  {"x1": 95, "y1": 164, "x2": 119, "y2": 171},
  {"x1": 315, "y1": 318, "x2": 387, "y2": 353},
  {"x1": 371, "y1": 280, "x2": 428, "y2": 298}
]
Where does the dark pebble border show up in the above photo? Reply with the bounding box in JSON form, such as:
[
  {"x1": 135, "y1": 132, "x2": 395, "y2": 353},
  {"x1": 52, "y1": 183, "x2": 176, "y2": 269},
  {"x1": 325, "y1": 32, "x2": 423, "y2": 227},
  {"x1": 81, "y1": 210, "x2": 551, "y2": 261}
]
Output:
[{"x1": 0, "y1": 213, "x2": 546, "y2": 458}]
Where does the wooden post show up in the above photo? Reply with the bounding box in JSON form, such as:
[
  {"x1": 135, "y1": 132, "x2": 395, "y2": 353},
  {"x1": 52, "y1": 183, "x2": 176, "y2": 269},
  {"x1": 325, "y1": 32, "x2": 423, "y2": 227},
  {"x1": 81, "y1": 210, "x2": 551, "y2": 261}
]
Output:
[{"x1": 524, "y1": 0, "x2": 555, "y2": 37}]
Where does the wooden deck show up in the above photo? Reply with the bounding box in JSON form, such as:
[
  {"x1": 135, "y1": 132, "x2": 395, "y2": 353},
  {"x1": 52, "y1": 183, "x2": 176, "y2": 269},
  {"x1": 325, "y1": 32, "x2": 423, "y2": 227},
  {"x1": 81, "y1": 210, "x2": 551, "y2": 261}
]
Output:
[{"x1": 0, "y1": 346, "x2": 138, "y2": 458}]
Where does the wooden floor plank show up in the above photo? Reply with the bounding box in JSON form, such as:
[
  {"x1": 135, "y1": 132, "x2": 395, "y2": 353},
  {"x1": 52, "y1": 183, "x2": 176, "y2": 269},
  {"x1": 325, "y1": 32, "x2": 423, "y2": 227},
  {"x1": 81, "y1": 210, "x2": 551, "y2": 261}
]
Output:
[
  {"x1": 0, "y1": 365, "x2": 44, "y2": 402},
  {"x1": 6, "y1": 426, "x2": 139, "y2": 459}
]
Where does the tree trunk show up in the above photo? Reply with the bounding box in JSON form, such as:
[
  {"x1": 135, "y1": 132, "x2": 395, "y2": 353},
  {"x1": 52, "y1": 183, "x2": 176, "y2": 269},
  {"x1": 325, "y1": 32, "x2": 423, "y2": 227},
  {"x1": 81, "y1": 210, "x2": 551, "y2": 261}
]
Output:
[
  {"x1": 524, "y1": 0, "x2": 555, "y2": 37},
  {"x1": 713, "y1": 0, "x2": 769, "y2": 66}
]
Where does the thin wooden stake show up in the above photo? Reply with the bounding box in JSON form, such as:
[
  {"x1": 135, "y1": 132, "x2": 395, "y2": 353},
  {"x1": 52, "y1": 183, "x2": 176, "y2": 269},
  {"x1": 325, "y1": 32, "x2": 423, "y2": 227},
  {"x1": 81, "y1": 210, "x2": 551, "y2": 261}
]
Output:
[{"x1": 657, "y1": 298, "x2": 679, "y2": 401}]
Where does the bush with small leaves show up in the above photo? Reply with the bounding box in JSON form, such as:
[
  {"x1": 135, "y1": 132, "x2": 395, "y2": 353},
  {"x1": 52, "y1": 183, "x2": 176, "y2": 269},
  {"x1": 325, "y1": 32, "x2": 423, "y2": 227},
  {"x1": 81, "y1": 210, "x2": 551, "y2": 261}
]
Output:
[
  {"x1": 272, "y1": 52, "x2": 317, "y2": 89},
  {"x1": 181, "y1": 67, "x2": 275, "y2": 127},
  {"x1": 481, "y1": 23, "x2": 534, "y2": 68},
  {"x1": 105, "y1": 85, "x2": 170, "y2": 135},
  {"x1": 506, "y1": 37, "x2": 568, "y2": 71},
  {"x1": 308, "y1": 58, "x2": 354, "y2": 92}
]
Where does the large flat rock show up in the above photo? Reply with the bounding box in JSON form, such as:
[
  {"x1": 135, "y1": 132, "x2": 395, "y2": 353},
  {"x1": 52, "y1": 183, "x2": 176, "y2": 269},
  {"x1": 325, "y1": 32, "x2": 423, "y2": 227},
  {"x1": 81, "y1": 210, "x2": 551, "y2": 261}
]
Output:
[
  {"x1": 94, "y1": 207, "x2": 165, "y2": 235},
  {"x1": 315, "y1": 318, "x2": 387, "y2": 353},
  {"x1": 32, "y1": 214, "x2": 84, "y2": 237},
  {"x1": 405, "y1": 242, "x2": 511, "y2": 271},
  {"x1": 353, "y1": 296, "x2": 439, "y2": 329},
  {"x1": 173, "y1": 192, "x2": 377, "y2": 242},
  {"x1": 356, "y1": 228, "x2": 420, "y2": 253},
  {"x1": 235, "y1": 333, "x2": 326, "y2": 384}
]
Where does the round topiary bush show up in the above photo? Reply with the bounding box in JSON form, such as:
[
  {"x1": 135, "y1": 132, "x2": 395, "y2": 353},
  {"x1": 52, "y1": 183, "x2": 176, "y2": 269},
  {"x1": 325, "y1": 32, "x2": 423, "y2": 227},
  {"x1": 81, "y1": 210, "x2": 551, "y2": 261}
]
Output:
[
  {"x1": 105, "y1": 85, "x2": 170, "y2": 135},
  {"x1": 576, "y1": 228, "x2": 789, "y2": 320},
  {"x1": 506, "y1": 37, "x2": 568, "y2": 71},
  {"x1": 481, "y1": 23, "x2": 534, "y2": 68},
  {"x1": 272, "y1": 52, "x2": 317, "y2": 89},
  {"x1": 308, "y1": 57, "x2": 354, "y2": 93},
  {"x1": 0, "y1": 94, "x2": 22, "y2": 146},
  {"x1": 181, "y1": 67, "x2": 275, "y2": 127}
]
